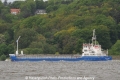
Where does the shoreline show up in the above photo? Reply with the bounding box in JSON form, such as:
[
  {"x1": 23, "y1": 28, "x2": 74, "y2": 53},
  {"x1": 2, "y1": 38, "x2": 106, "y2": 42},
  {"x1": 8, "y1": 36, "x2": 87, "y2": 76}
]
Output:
[{"x1": 111, "y1": 55, "x2": 120, "y2": 60}]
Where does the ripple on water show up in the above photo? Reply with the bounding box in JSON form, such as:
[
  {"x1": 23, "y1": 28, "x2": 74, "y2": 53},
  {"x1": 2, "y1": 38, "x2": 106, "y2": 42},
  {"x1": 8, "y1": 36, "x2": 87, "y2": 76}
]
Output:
[{"x1": 0, "y1": 60, "x2": 120, "y2": 80}]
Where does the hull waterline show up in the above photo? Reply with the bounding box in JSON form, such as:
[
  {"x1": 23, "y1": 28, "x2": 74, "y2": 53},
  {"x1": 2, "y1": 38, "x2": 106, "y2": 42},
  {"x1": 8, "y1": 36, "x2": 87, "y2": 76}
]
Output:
[{"x1": 9, "y1": 55, "x2": 112, "y2": 61}]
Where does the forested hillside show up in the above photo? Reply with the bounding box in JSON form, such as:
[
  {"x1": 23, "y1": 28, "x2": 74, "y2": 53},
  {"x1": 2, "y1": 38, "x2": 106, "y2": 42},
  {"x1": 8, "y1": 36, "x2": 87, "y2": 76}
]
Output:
[{"x1": 0, "y1": 0, "x2": 120, "y2": 60}]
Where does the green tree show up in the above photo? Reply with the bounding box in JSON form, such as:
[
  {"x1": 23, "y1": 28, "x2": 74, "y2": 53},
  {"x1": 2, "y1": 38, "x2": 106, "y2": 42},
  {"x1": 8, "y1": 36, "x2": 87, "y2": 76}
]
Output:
[
  {"x1": 20, "y1": 0, "x2": 36, "y2": 18},
  {"x1": 7, "y1": 44, "x2": 14, "y2": 55},
  {"x1": 0, "y1": 43, "x2": 7, "y2": 56},
  {"x1": 1, "y1": 8, "x2": 13, "y2": 23},
  {"x1": 35, "y1": 0, "x2": 46, "y2": 9},
  {"x1": 54, "y1": 27, "x2": 76, "y2": 54},
  {"x1": 75, "y1": 39, "x2": 85, "y2": 54},
  {"x1": 15, "y1": 28, "x2": 38, "y2": 49},
  {"x1": 0, "y1": 1, "x2": 4, "y2": 14},
  {"x1": 4, "y1": 28, "x2": 14, "y2": 44},
  {"x1": 0, "y1": 54, "x2": 6, "y2": 61},
  {"x1": 95, "y1": 25, "x2": 112, "y2": 49},
  {"x1": 0, "y1": 34, "x2": 5, "y2": 43},
  {"x1": 10, "y1": 1, "x2": 23, "y2": 8},
  {"x1": 109, "y1": 40, "x2": 120, "y2": 55},
  {"x1": 95, "y1": 14, "x2": 118, "y2": 44}
]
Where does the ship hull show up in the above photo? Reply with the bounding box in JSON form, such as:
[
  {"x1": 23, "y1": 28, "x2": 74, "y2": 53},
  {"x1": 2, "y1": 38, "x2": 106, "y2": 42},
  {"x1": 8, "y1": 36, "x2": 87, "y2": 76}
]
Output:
[
  {"x1": 81, "y1": 56, "x2": 112, "y2": 61},
  {"x1": 9, "y1": 55, "x2": 112, "y2": 61}
]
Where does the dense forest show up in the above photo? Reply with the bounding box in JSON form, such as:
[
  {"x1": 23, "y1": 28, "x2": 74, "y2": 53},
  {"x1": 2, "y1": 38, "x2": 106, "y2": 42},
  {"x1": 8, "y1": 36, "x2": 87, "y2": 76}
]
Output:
[{"x1": 0, "y1": 0, "x2": 120, "y2": 60}]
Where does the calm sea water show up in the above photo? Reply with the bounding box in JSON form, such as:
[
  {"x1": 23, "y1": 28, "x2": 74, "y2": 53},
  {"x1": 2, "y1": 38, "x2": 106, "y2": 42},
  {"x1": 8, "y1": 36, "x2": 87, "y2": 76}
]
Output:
[{"x1": 0, "y1": 60, "x2": 120, "y2": 80}]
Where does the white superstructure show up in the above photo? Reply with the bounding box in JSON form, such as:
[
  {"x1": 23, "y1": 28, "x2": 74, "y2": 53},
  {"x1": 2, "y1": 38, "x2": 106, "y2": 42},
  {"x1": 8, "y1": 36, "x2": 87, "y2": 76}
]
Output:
[{"x1": 82, "y1": 29, "x2": 108, "y2": 56}]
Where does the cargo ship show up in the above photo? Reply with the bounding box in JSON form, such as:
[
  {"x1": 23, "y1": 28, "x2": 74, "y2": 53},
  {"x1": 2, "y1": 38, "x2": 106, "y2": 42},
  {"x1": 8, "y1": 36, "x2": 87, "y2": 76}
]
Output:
[{"x1": 9, "y1": 29, "x2": 112, "y2": 61}]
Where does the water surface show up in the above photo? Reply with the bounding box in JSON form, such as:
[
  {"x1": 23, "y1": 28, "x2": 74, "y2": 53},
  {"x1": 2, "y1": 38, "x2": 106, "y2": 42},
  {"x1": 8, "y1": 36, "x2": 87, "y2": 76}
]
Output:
[{"x1": 0, "y1": 60, "x2": 120, "y2": 80}]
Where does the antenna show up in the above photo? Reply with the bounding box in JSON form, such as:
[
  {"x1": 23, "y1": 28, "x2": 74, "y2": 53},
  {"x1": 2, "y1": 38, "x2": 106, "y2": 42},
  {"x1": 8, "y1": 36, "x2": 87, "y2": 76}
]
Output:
[{"x1": 92, "y1": 29, "x2": 96, "y2": 45}]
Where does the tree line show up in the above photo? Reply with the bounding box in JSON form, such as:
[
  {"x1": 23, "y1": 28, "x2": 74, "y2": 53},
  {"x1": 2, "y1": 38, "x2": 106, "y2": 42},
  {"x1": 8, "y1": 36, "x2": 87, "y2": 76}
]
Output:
[{"x1": 0, "y1": 0, "x2": 120, "y2": 60}]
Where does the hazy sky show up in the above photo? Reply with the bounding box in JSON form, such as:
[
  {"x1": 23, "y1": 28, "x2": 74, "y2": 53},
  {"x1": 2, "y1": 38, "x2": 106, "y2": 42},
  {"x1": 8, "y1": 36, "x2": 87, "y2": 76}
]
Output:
[{"x1": 1, "y1": 0, "x2": 48, "y2": 2}]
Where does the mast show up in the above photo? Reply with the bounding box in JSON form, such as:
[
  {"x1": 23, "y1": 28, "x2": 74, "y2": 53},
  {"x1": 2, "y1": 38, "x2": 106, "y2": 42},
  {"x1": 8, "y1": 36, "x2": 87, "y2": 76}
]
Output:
[
  {"x1": 92, "y1": 29, "x2": 96, "y2": 45},
  {"x1": 16, "y1": 36, "x2": 21, "y2": 55}
]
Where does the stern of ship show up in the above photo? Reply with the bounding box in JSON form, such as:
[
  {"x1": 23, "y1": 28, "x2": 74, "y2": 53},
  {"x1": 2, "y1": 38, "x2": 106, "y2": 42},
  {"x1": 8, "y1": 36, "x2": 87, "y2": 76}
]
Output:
[{"x1": 9, "y1": 54, "x2": 17, "y2": 61}]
